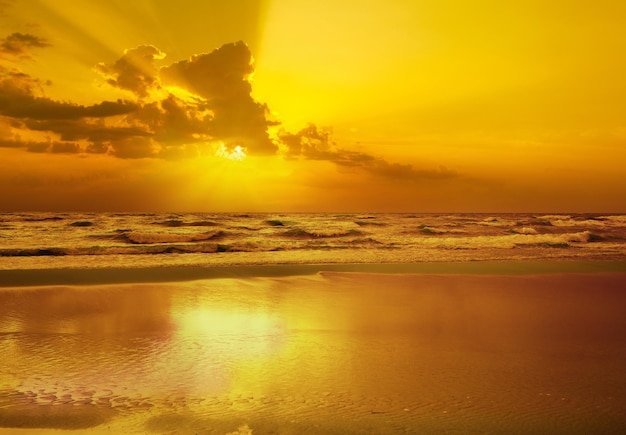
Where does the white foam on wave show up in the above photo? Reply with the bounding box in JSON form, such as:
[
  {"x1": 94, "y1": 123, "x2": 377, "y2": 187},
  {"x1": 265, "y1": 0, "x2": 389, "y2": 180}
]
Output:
[{"x1": 478, "y1": 217, "x2": 519, "y2": 227}]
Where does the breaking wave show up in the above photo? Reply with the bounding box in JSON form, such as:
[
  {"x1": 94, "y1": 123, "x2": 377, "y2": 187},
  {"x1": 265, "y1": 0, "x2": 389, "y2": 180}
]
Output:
[
  {"x1": 0, "y1": 243, "x2": 239, "y2": 257},
  {"x1": 406, "y1": 231, "x2": 593, "y2": 250},
  {"x1": 153, "y1": 219, "x2": 219, "y2": 227},
  {"x1": 120, "y1": 231, "x2": 227, "y2": 245},
  {"x1": 279, "y1": 228, "x2": 365, "y2": 239}
]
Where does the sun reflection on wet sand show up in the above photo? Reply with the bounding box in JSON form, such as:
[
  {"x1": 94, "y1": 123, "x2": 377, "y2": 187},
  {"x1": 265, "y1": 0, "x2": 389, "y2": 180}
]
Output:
[{"x1": 1, "y1": 273, "x2": 626, "y2": 433}]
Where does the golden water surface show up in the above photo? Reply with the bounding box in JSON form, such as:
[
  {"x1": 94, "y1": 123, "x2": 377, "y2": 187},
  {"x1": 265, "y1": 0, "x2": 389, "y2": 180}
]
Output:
[{"x1": 1, "y1": 272, "x2": 626, "y2": 434}]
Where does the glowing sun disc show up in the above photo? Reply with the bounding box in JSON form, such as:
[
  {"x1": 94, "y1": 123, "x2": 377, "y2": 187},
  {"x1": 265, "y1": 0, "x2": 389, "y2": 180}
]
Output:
[{"x1": 216, "y1": 144, "x2": 247, "y2": 161}]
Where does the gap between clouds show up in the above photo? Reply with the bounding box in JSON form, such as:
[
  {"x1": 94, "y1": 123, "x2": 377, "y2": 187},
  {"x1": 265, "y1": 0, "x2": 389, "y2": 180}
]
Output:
[{"x1": 0, "y1": 32, "x2": 459, "y2": 182}]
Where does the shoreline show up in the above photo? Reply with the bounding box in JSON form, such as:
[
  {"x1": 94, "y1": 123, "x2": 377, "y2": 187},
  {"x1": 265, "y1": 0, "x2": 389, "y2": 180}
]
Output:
[{"x1": 1, "y1": 260, "x2": 625, "y2": 287}]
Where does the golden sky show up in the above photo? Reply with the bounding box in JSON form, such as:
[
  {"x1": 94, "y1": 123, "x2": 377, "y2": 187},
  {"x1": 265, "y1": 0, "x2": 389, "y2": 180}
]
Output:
[{"x1": 1, "y1": 0, "x2": 625, "y2": 212}]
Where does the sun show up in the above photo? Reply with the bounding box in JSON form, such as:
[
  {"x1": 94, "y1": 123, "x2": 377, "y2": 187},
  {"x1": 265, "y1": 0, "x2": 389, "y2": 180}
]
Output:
[{"x1": 216, "y1": 143, "x2": 247, "y2": 161}]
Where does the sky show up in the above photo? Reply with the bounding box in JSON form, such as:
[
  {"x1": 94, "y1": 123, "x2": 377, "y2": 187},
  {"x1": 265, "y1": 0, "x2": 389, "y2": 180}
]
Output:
[{"x1": 1, "y1": 0, "x2": 625, "y2": 212}]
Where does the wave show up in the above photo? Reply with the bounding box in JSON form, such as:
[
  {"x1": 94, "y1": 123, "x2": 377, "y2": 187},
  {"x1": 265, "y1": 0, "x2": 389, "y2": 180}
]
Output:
[
  {"x1": 354, "y1": 220, "x2": 386, "y2": 227},
  {"x1": 279, "y1": 228, "x2": 365, "y2": 239},
  {"x1": 121, "y1": 230, "x2": 227, "y2": 245},
  {"x1": 399, "y1": 231, "x2": 593, "y2": 250},
  {"x1": 603, "y1": 215, "x2": 626, "y2": 224},
  {"x1": 1, "y1": 213, "x2": 624, "y2": 268},
  {"x1": 0, "y1": 242, "x2": 244, "y2": 257},
  {"x1": 478, "y1": 217, "x2": 519, "y2": 227},
  {"x1": 0, "y1": 229, "x2": 597, "y2": 259},
  {"x1": 0, "y1": 214, "x2": 64, "y2": 223},
  {"x1": 553, "y1": 217, "x2": 626, "y2": 229},
  {"x1": 0, "y1": 248, "x2": 67, "y2": 257},
  {"x1": 69, "y1": 221, "x2": 95, "y2": 227},
  {"x1": 536, "y1": 214, "x2": 571, "y2": 221},
  {"x1": 153, "y1": 219, "x2": 220, "y2": 227},
  {"x1": 265, "y1": 219, "x2": 286, "y2": 227},
  {"x1": 23, "y1": 216, "x2": 65, "y2": 222},
  {"x1": 510, "y1": 227, "x2": 538, "y2": 235}
]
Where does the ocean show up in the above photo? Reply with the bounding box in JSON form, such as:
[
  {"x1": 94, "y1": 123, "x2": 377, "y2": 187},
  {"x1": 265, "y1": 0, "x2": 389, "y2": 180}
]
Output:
[
  {"x1": 1, "y1": 212, "x2": 625, "y2": 272},
  {"x1": 1, "y1": 212, "x2": 626, "y2": 434}
]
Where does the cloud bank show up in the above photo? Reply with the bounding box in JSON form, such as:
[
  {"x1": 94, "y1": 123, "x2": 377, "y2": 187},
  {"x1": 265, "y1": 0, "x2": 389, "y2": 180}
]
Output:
[{"x1": 0, "y1": 34, "x2": 457, "y2": 181}]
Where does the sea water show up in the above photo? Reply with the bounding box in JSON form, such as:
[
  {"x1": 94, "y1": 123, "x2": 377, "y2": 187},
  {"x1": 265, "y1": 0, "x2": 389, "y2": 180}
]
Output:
[
  {"x1": 1, "y1": 212, "x2": 625, "y2": 272},
  {"x1": 1, "y1": 212, "x2": 626, "y2": 434}
]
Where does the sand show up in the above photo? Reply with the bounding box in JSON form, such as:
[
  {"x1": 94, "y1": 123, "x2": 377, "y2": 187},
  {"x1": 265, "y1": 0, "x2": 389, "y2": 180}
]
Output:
[{"x1": 1, "y1": 270, "x2": 626, "y2": 434}]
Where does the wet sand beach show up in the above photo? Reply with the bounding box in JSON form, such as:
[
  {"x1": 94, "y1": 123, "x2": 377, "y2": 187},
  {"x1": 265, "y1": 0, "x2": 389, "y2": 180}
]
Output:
[{"x1": 1, "y1": 270, "x2": 626, "y2": 434}]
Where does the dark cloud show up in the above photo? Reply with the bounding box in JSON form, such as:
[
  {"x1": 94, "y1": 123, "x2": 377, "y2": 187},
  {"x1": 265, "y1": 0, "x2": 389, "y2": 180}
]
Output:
[
  {"x1": 0, "y1": 32, "x2": 50, "y2": 58},
  {"x1": 95, "y1": 45, "x2": 165, "y2": 98},
  {"x1": 0, "y1": 137, "x2": 79, "y2": 153},
  {"x1": 0, "y1": 70, "x2": 138, "y2": 119},
  {"x1": 108, "y1": 136, "x2": 158, "y2": 159},
  {"x1": 1, "y1": 40, "x2": 458, "y2": 180},
  {"x1": 24, "y1": 119, "x2": 151, "y2": 142},
  {"x1": 0, "y1": 64, "x2": 147, "y2": 158},
  {"x1": 0, "y1": 138, "x2": 21, "y2": 149},
  {"x1": 24, "y1": 119, "x2": 156, "y2": 157},
  {"x1": 2, "y1": 41, "x2": 280, "y2": 159},
  {"x1": 85, "y1": 141, "x2": 109, "y2": 154},
  {"x1": 278, "y1": 124, "x2": 458, "y2": 182},
  {"x1": 125, "y1": 94, "x2": 212, "y2": 145},
  {"x1": 88, "y1": 42, "x2": 278, "y2": 157},
  {"x1": 357, "y1": 158, "x2": 457, "y2": 181},
  {"x1": 28, "y1": 95, "x2": 216, "y2": 159},
  {"x1": 160, "y1": 41, "x2": 278, "y2": 154},
  {"x1": 160, "y1": 41, "x2": 253, "y2": 100},
  {"x1": 1, "y1": 41, "x2": 279, "y2": 159},
  {"x1": 279, "y1": 123, "x2": 334, "y2": 159},
  {"x1": 50, "y1": 141, "x2": 80, "y2": 154}
]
